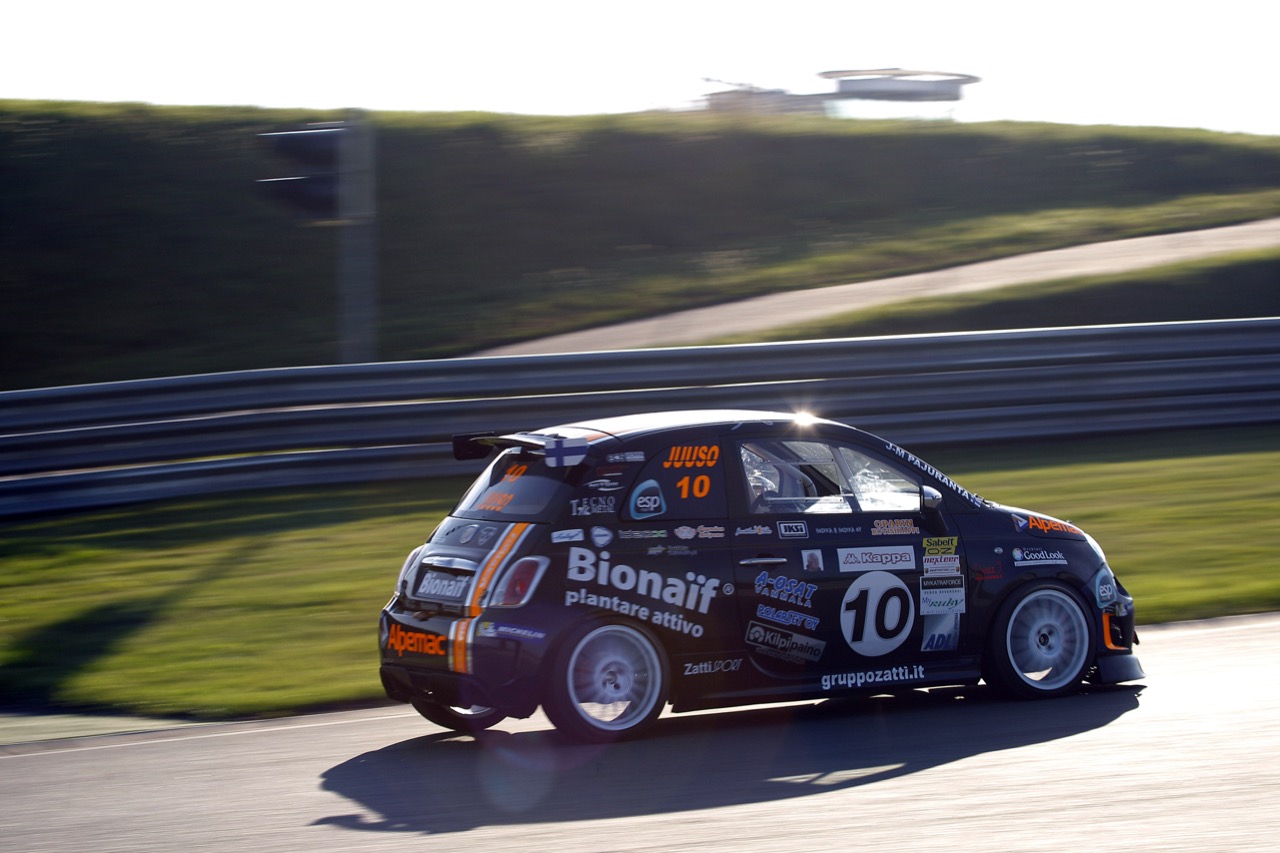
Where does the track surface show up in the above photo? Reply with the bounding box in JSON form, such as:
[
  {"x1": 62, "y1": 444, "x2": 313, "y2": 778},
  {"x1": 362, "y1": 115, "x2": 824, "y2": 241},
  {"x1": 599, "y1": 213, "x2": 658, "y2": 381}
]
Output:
[
  {"x1": 480, "y1": 217, "x2": 1280, "y2": 355},
  {"x1": 2, "y1": 614, "x2": 1277, "y2": 851}
]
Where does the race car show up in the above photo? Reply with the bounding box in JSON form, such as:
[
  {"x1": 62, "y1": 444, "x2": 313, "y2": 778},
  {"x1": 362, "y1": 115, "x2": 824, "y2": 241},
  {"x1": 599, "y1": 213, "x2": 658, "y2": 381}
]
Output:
[{"x1": 379, "y1": 410, "x2": 1143, "y2": 742}]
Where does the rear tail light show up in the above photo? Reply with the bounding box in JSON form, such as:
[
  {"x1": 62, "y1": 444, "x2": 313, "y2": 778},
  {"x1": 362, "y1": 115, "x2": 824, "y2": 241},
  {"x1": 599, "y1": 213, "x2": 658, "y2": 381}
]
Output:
[{"x1": 489, "y1": 556, "x2": 549, "y2": 608}]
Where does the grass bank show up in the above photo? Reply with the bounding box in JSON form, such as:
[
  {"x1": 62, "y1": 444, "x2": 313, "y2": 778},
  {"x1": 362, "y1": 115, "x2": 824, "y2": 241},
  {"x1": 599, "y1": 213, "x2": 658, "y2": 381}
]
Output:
[{"x1": 4, "y1": 100, "x2": 1280, "y2": 389}]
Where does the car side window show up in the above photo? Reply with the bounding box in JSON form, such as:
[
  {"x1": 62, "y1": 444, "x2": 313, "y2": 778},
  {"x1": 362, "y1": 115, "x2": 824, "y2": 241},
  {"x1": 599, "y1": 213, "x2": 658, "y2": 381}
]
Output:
[
  {"x1": 740, "y1": 439, "x2": 921, "y2": 514},
  {"x1": 837, "y1": 447, "x2": 921, "y2": 512}
]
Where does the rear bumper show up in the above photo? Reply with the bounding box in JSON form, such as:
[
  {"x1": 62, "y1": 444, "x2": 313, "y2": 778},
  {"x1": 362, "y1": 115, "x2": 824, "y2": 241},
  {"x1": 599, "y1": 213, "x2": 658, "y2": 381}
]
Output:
[{"x1": 378, "y1": 607, "x2": 542, "y2": 718}]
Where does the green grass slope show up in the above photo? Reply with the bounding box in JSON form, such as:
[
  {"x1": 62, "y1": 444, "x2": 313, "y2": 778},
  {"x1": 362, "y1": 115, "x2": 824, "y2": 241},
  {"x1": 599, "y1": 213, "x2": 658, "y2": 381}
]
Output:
[{"x1": 4, "y1": 101, "x2": 1280, "y2": 390}]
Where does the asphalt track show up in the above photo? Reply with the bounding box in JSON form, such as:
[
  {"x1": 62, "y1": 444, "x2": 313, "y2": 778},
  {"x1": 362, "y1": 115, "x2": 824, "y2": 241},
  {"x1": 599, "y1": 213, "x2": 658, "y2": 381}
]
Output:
[
  {"x1": 2, "y1": 613, "x2": 1277, "y2": 852},
  {"x1": 479, "y1": 217, "x2": 1280, "y2": 355}
]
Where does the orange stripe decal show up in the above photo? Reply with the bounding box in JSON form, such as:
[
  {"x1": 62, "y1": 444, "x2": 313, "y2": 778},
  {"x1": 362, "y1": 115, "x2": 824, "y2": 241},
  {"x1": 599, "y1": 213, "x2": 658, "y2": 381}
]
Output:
[
  {"x1": 467, "y1": 522, "x2": 532, "y2": 616},
  {"x1": 450, "y1": 619, "x2": 471, "y2": 674}
]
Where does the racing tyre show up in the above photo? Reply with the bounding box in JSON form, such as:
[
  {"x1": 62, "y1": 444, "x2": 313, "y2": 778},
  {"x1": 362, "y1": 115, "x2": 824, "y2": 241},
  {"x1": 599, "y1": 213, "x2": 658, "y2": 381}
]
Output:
[
  {"x1": 411, "y1": 699, "x2": 505, "y2": 733},
  {"x1": 986, "y1": 581, "x2": 1093, "y2": 699},
  {"x1": 543, "y1": 622, "x2": 668, "y2": 743}
]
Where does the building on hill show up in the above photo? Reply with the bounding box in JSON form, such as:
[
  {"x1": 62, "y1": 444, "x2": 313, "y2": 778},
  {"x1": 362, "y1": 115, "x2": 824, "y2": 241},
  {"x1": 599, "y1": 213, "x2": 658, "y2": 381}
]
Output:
[{"x1": 703, "y1": 68, "x2": 980, "y2": 119}]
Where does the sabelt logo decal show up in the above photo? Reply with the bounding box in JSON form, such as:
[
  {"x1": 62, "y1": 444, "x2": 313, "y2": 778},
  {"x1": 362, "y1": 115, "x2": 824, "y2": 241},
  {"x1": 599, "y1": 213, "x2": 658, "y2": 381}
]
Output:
[{"x1": 386, "y1": 624, "x2": 446, "y2": 657}]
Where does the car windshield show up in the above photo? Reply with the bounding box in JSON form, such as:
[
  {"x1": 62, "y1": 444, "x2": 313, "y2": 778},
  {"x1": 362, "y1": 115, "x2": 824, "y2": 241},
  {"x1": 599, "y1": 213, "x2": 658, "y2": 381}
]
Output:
[
  {"x1": 741, "y1": 438, "x2": 921, "y2": 514},
  {"x1": 453, "y1": 448, "x2": 575, "y2": 522}
]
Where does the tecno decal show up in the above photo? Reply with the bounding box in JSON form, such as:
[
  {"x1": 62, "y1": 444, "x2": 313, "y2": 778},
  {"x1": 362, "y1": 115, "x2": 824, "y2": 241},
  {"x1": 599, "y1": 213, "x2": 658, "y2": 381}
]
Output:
[
  {"x1": 838, "y1": 546, "x2": 915, "y2": 571},
  {"x1": 571, "y1": 495, "x2": 617, "y2": 517},
  {"x1": 385, "y1": 624, "x2": 446, "y2": 657}
]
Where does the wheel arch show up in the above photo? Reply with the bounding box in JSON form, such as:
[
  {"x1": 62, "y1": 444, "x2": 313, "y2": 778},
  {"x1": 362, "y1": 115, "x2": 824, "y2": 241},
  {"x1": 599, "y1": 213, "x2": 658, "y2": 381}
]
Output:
[{"x1": 981, "y1": 574, "x2": 1100, "y2": 697}]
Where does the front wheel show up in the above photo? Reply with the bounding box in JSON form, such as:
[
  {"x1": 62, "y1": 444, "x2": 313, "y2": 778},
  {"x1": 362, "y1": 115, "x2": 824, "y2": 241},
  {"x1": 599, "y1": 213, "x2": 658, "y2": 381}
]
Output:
[
  {"x1": 411, "y1": 699, "x2": 505, "y2": 733},
  {"x1": 986, "y1": 582, "x2": 1093, "y2": 699},
  {"x1": 543, "y1": 622, "x2": 668, "y2": 743}
]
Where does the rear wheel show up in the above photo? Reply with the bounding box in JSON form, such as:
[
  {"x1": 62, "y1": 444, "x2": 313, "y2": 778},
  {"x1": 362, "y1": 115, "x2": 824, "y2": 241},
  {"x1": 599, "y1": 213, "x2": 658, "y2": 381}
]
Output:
[
  {"x1": 411, "y1": 699, "x2": 505, "y2": 733},
  {"x1": 986, "y1": 582, "x2": 1093, "y2": 699},
  {"x1": 543, "y1": 622, "x2": 668, "y2": 743}
]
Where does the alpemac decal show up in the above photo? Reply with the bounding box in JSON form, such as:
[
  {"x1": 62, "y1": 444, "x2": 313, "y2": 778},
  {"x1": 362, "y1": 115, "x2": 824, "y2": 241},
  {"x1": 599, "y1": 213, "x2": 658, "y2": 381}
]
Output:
[
  {"x1": 386, "y1": 624, "x2": 447, "y2": 658},
  {"x1": 1012, "y1": 513, "x2": 1084, "y2": 537}
]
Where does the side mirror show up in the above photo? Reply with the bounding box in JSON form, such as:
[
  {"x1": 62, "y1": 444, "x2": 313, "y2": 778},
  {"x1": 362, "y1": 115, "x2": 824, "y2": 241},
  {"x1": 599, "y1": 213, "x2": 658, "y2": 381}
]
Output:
[{"x1": 922, "y1": 486, "x2": 944, "y2": 511}]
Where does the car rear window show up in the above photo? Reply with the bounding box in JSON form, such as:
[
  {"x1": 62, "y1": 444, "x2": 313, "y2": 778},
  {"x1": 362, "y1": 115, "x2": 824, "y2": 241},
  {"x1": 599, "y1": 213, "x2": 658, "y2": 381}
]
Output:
[{"x1": 453, "y1": 448, "x2": 575, "y2": 522}]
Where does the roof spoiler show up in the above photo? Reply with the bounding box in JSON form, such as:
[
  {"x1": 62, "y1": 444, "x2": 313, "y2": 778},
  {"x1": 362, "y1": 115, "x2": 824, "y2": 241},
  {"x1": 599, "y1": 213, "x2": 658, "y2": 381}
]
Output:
[
  {"x1": 452, "y1": 432, "x2": 499, "y2": 460},
  {"x1": 452, "y1": 431, "x2": 589, "y2": 467}
]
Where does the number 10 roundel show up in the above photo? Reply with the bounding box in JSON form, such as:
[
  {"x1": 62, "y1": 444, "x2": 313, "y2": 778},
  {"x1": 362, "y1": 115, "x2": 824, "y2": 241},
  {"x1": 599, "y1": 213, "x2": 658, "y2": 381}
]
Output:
[{"x1": 840, "y1": 571, "x2": 915, "y2": 656}]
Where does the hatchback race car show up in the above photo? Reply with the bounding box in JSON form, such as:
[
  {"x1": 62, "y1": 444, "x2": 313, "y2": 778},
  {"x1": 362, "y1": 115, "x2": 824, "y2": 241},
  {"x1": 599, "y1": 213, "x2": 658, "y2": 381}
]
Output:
[{"x1": 379, "y1": 410, "x2": 1143, "y2": 742}]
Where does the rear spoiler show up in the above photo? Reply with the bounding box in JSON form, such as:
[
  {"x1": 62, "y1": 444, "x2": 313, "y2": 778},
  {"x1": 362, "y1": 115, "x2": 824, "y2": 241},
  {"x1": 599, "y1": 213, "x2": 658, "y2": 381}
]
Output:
[{"x1": 452, "y1": 431, "x2": 590, "y2": 467}]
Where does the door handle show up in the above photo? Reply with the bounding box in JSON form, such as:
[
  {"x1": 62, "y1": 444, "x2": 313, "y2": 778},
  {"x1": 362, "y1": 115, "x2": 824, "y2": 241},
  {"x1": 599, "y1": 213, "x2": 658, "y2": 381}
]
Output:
[{"x1": 739, "y1": 557, "x2": 788, "y2": 566}]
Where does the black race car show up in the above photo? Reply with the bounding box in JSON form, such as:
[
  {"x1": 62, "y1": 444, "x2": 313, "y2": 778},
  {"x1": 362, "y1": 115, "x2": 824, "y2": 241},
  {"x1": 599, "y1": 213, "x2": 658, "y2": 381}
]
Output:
[{"x1": 379, "y1": 410, "x2": 1143, "y2": 742}]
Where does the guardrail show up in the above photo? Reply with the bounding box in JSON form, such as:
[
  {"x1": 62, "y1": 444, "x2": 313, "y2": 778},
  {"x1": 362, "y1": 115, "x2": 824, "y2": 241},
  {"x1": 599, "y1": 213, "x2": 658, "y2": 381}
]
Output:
[{"x1": 3, "y1": 318, "x2": 1278, "y2": 518}]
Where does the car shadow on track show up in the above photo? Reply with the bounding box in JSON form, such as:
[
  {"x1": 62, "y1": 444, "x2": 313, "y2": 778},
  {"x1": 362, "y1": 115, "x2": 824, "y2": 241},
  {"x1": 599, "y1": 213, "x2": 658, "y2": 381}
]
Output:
[{"x1": 314, "y1": 683, "x2": 1143, "y2": 836}]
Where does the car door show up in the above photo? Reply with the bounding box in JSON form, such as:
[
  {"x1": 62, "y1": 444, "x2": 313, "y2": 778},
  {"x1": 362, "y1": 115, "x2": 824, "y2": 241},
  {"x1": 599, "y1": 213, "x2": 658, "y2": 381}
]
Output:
[{"x1": 729, "y1": 433, "x2": 966, "y2": 690}]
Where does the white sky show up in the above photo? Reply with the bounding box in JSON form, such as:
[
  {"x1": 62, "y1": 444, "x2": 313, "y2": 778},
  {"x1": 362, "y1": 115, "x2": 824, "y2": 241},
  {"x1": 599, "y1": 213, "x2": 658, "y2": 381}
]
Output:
[{"x1": 5, "y1": 0, "x2": 1278, "y2": 135}]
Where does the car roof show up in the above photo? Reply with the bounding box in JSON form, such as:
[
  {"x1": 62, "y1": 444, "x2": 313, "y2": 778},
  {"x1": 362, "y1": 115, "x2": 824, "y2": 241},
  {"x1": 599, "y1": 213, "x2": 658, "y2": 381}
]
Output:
[{"x1": 545, "y1": 409, "x2": 841, "y2": 443}]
